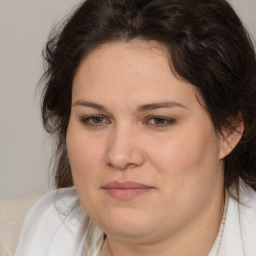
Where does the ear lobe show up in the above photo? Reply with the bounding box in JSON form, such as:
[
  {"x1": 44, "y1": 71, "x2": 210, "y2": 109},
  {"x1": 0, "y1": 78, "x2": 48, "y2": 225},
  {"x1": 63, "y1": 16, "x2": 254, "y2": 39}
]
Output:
[{"x1": 219, "y1": 121, "x2": 244, "y2": 160}]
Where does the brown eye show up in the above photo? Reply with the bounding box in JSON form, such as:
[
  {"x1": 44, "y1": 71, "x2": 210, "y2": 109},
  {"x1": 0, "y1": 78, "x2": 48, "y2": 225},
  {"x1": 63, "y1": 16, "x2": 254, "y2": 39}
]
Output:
[
  {"x1": 147, "y1": 116, "x2": 176, "y2": 127},
  {"x1": 80, "y1": 115, "x2": 109, "y2": 126},
  {"x1": 90, "y1": 116, "x2": 105, "y2": 123}
]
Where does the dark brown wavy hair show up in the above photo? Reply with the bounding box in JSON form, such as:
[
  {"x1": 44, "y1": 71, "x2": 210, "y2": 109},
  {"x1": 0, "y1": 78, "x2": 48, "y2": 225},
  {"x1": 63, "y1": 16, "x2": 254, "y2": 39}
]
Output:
[{"x1": 41, "y1": 0, "x2": 256, "y2": 194}]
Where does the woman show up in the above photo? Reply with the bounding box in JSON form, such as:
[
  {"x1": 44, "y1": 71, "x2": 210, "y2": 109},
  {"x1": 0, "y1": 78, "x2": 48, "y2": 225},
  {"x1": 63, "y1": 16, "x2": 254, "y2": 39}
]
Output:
[{"x1": 15, "y1": 0, "x2": 256, "y2": 255}]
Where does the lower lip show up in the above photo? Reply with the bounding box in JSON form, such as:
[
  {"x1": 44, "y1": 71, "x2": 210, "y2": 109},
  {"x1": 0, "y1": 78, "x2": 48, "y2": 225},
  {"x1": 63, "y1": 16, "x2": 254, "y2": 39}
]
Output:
[{"x1": 104, "y1": 188, "x2": 153, "y2": 200}]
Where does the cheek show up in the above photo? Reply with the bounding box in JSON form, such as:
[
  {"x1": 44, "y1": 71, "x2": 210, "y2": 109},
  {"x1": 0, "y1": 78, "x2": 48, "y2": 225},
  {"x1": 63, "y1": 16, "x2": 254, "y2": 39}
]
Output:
[
  {"x1": 148, "y1": 126, "x2": 220, "y2": 188},
  {"x1": 66, "y1": 125, "x2": 103, "y2": 184},
  {"x1": 66, "y1": 127, "x2": 106, "y2": 210},
  {"x1": 146, "y1": 129, "x2": 222, "y2": 221}
]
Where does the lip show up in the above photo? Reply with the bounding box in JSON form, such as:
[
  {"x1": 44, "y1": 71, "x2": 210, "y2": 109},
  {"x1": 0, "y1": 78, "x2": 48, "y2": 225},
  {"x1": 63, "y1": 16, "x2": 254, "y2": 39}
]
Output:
[{"x1": 102, "y1": 181, "x2": 154, "y2": 200}]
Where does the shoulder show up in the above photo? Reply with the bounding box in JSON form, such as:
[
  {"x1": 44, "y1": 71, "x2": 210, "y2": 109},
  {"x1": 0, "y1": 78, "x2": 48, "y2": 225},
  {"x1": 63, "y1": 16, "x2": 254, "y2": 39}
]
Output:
[
  {"x1": 240, "y1": 182, "x2": 256, "y2": 208},
  {"x1": 15, "y1": 187, "x2": 92, "y2": 256},
  {"x1": 215, "y1": 183, "x2": 256, "y2": 256},
  {"x1": 0, "y1": 192, "x2": 44, "y2": 256},
  {"x1": 237, "y1": 183, "x2": 256, "y2": 255},
  {"x1": 238, "y1": 182, "x2": 256, "y2": 220}
]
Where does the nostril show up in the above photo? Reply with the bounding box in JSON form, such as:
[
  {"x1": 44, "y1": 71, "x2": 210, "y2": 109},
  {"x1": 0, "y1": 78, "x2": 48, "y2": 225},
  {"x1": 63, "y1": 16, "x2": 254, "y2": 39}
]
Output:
[
  {"x1": 106, "y1": 162, "x2": 113, "y2": 168},
  {"x1": 105, "y1": 161, "x2": 129, "y2": 170},
  {"x1": 105, "y1": 154, "x2": 145, "y2": 170}
]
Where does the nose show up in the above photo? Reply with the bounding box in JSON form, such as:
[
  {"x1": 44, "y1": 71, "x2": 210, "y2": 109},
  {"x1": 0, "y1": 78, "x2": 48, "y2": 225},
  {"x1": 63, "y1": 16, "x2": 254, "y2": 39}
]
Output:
[{"x1": 105, "y1": 125, "x2": 145, "y2": 170}]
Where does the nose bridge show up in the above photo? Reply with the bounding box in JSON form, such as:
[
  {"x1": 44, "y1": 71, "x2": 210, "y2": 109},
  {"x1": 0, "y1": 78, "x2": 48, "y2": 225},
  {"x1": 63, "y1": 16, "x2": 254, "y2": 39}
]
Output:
[{"x1": 105, "y1": 122, "x2": 145, "y2": 170}]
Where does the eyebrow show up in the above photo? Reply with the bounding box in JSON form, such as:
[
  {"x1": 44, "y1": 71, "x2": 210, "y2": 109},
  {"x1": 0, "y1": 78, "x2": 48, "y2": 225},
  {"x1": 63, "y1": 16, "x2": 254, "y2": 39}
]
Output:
[
  {"x1": 73, "y1": 100, "x2": 187, "y2": 112},
  {"x1": 73, "y1": 100, "x2": 107, "y2": 111},
  {"x1": 136, "y1": 101, "x2": 187, "y2": 112}
]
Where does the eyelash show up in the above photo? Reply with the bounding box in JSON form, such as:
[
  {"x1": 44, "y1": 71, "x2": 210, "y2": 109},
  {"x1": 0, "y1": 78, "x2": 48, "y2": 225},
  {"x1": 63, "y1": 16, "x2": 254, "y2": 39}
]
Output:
[
  {"x1": 145, "y1": 116, "x2": 176, "y2": 127},
  {"x1": 80, "y1": 115, "x2": 110, "y2": 127},
  {"x1": 79, "y1": 115, "x2": 176, "y2": 128}
]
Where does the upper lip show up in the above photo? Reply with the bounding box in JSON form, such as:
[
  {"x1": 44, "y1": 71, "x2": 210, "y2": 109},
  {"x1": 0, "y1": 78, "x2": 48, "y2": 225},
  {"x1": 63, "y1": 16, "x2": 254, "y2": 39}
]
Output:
[{"x1": 102, "y1": 181, "x2": 153, "y2": 189}]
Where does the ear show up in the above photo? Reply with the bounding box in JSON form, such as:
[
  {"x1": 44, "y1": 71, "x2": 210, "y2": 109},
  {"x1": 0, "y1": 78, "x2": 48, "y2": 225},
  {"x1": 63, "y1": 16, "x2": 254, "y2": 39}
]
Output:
[{"x1": 219, "y1": 121, "x2": 244, "y2": 160}]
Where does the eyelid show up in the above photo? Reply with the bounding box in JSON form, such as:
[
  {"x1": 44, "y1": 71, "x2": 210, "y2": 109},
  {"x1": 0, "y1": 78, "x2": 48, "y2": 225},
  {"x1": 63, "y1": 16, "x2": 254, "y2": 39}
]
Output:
[
  {"x1": 79, "y1": 114, "x2": 111, "y2": 126},
  {"x1": 79, "y1": 114, "x2": 176, "y2": 129},
  {"x1": 144, "y1": 115, "x2": 176, "y2": 127}
]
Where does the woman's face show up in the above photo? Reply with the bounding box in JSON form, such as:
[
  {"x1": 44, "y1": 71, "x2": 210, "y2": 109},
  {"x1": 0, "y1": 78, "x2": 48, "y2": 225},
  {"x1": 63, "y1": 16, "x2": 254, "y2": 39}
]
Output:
[{"x1": 67, "y1": 40, "x2": 226, "y2": 243}]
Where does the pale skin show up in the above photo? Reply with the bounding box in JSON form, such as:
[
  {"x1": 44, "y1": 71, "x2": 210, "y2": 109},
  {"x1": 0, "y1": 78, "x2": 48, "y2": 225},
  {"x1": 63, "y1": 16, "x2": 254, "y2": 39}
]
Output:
[{"x1": 66, "y1": 40, "x2": 243, "y2": 256}]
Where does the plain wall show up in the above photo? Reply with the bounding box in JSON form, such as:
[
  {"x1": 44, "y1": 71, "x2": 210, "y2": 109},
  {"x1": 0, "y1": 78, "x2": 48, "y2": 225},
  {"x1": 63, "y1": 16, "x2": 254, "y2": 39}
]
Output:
[
  {"x1": 0, "y1": 0, "x2": 255, "y2": 199},
  {"x1": 0, "y1": 0, "x2": 81, "y2": 199}
]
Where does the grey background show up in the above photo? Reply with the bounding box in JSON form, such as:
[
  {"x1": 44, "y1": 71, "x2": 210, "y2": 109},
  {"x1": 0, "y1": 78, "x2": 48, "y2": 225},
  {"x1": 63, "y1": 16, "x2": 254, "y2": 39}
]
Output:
[{"x1": 0, "y1": 0, "x2": 255, "y2": 199}]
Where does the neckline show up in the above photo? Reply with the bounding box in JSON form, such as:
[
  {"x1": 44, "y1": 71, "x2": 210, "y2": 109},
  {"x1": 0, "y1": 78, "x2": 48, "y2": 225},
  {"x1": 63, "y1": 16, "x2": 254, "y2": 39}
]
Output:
[{"x1": 208, "y1": 191, "x2": 230, "y2": 256}]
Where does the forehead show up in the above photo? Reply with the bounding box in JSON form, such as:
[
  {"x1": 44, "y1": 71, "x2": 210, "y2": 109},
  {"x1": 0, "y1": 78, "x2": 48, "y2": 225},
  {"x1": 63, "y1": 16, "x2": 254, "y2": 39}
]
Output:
[
  {"x1": 76, "y1": 40, "x2": 171, "y2": 80},
  {"x1": 72, "y1": 40, "x2": 202, "y2": 109}
]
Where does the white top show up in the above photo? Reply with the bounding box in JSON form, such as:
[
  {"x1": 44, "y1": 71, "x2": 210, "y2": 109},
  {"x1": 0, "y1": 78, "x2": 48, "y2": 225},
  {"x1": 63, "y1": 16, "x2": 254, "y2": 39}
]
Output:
[{"x1": 15, "y1": 183, "x2": 256, "y2": 256}]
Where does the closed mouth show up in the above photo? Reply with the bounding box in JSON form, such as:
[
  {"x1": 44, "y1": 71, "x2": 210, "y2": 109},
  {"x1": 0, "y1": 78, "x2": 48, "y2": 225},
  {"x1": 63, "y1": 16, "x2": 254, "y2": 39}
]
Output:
[{"x1": 102, "y1": 180, "x2": 154, "y2": 200}]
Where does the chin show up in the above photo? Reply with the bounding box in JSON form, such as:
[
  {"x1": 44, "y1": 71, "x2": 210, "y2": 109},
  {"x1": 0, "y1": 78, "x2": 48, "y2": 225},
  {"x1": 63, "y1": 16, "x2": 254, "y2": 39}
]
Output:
[{"x1": 97, "y1": 208, "x2": 155, "y2": 239}]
